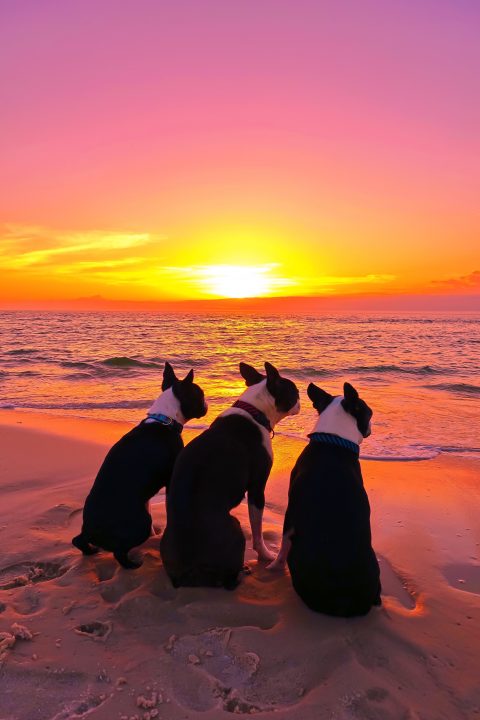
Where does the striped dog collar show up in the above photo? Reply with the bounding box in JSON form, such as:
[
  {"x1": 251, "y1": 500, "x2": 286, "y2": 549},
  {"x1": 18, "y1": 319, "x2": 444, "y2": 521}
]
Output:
[
  {"x1": 308, "y1": 432, "x2": 359, "y2": 455},
  {"x1": 146, "y1": 413, "x2": 184, "y2": 433},
  {"x1": 232, "y1": 400, "x2": 274, "y2": 436}
]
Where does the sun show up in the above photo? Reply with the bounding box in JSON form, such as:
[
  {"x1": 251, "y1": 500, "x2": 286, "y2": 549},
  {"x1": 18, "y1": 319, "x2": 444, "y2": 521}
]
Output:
[{"x1": 202, "y1": 265, "x2": 273, "y2": 298}]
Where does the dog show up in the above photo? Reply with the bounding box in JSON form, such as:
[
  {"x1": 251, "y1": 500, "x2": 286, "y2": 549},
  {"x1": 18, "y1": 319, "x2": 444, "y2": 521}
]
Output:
[
  {"x1": 72, "y1": 362, "x2": 207, "y2": 569},
  {"x1": 268, "y1": 381, "x2": 381, "y2": 616},
  {"x1": 160, "y1": 362, "x2": 300, "y2": 589}
]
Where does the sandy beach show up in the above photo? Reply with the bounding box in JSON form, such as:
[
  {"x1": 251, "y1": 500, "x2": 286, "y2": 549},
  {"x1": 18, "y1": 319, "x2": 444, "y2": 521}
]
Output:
[{"x1": 0, "y1": 409, "x2": 479, "y2": 720}]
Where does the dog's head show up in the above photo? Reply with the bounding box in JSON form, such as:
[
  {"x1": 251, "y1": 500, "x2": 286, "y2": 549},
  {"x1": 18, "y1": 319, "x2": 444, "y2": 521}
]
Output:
[
  {"x1": 307, "y1": 381, "x2": 372, "y2": 438},
  {"x1": 162, "y1": 362, "x2": 208, "y2": 420},
  {"x1": 239, "y1": 361, "x2": 300, "y2": 416}
]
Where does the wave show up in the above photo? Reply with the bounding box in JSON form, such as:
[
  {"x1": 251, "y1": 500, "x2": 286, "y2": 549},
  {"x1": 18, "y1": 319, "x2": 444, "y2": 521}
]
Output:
[
  {"x1": 360, "y1": 453, "x2": 439, "y2": 462},
  {"x1": 100, "y1": 356, "x2": 163, "y2": 369},
  {"x1": 60, "y1": 361, "x2": 97, "y2": 370},
  {"x1": 151, "y1": 356, "x2": 211, "y2": 367},
  {"x1": 438, "y1": 444, "x2": 480, "y2": 455},
  {"x1": 7, "y1": 399, "x2": 152, "y2": 411},
  {"x1": 276, "y1": 367, "x2": 332, "y2": 379},
  {"x1": 5, "y1": 348, "x2": 40, "y2": 355},
  {"x1": 345, "y1": 364, "x2": 445, "y2": 376},
  {"x1": 423, "y1": 382, "x2": 480, "y2": 396}
]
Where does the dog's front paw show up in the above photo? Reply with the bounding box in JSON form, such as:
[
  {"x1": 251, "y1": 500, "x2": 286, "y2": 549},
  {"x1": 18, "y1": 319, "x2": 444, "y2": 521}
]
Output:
[
  {"x1": 266, "y1": 557, "x2": 287, "y2": 571},
  {"x1": 254, "y1": 543, "x2": 276, "y2": 562}
]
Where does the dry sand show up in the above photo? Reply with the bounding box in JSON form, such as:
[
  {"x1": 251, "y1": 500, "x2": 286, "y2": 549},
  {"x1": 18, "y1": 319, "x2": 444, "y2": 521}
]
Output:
[{"x1": 0, "y1": 409, "x2": 479, "y2": 720}]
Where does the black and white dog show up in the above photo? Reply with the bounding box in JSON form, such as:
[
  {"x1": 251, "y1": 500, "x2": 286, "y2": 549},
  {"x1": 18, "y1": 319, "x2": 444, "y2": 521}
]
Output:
[
  {"x1": 160, "y1": 362, "x2": 300, "y2": 589},
  {"x1": 72, "y1": 362, "x2": 207, "y2": 569},
  {"x1": 269, "y1": 382, "x2": 381, "y2": 616}
]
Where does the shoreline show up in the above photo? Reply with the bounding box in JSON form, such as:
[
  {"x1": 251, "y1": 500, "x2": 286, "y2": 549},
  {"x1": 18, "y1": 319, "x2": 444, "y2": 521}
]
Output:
[
  {"x1": 2, "y1": 407, "x2": 477, "y2": 463},
  {"x1": 1, "y1": 409, "x2": 479, "y2": 719}
]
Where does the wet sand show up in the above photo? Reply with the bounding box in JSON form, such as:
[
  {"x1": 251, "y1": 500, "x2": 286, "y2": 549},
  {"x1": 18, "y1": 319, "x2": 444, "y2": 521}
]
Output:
[{"x1": 0, "y1": 409, "x2": 479, "y2": 720}]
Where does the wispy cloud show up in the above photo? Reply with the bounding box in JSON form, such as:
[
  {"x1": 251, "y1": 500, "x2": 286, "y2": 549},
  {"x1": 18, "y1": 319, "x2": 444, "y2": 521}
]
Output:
[
  {"x1": 432, "y1": 270, "x2": 480, "y2": 291},
  {"x1": 0, "y1": 224, "x2": 160, "y2": 270}
]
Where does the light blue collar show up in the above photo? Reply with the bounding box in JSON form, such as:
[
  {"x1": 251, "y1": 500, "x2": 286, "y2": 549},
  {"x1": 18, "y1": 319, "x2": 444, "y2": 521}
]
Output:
[
  {"x1": 145, "y1": 413, "x2": 183, "y2": 433},
  {"x1": 308, "y1": 432, "x2": 359, "y2": 456}
]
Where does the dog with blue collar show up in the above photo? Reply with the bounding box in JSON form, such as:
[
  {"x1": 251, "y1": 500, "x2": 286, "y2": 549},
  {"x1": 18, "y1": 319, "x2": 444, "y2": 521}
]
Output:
[
  {"x1": 72, "y1": 362, "x2": 207, "y2": 569},
  {"x1": 268, "y1": 382, "x2": 381, "y2": 617}
]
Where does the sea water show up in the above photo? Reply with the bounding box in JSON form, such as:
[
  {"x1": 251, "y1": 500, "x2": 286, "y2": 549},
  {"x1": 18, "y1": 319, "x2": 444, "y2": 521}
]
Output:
[{"x1": 0, "y1": 311, "x2": 478, "y2": 460}]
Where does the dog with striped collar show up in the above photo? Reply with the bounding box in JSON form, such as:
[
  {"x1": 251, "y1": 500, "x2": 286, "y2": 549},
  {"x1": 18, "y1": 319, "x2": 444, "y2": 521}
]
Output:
[{"x1": 160, "y1": 361, "x2": 300, "y2": 590}]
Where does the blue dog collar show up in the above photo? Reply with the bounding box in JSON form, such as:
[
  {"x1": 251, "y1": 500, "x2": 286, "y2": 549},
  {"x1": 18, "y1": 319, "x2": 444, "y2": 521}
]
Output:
[
  {"x1": 308, "y1": 432, "x2": 359, "y2": 456},
  {"x1": 146, "y1": 413, "x2": 184, "y2": 433}
]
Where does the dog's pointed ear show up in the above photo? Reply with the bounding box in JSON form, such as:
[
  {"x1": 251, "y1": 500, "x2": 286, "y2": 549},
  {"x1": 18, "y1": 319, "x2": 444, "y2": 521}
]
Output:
[
  {"x1": 343, "y1": 382, "x2": 359, "y2": 403},
  {"x1": 265, "y1": 361, "x2": 280, "y2": 394},
  {"x1": 264, "y1": 362, "x2": 280, "y2": 381},
  {"x1": 307, "y1": 383, "x2": 334, "y2": 413},
  {"x1": 239, "y1": 362, "x2": 264, "y2": 386},
  {"x1": 182, "y1": 368, "x2": 194, "y2": 384},
  {"x1": 162, "y1": 361, "x2": 178, "y2": 391}
]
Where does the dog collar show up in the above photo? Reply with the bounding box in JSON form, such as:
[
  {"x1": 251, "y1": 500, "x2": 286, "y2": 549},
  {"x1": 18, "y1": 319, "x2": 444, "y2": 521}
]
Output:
[
  {"x1": 232, "y1": 400, "x2": 274, "y2": 437},
  {"x1": 308, "y1": 432, "x2": 359, "y2": 456},
  {"x1": 146, "y1": 413, "x2": 184, "y2": 433}
]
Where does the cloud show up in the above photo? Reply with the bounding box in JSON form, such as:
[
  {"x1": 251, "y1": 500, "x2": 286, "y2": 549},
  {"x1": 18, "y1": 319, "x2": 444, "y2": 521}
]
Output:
[
  {"x1": 0, "y1": 224, "x2": 161, "y2": 270},
  {"x1": 431, "y1": 270, "x2": 480, "y2": 292},
  {"x1": 297, "y1": 273, "x2": 396, "y2": 295}
]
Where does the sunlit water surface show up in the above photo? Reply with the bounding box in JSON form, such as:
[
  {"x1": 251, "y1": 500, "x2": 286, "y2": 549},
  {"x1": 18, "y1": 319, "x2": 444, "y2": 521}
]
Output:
[{"x1": 0, "y1": 311, "x2": 478, "y2": 461}]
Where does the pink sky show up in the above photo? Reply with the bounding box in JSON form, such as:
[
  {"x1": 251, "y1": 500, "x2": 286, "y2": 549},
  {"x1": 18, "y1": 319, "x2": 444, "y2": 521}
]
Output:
[{"x1": 1, "y1": 0, "x2": 479, "y2": 306}]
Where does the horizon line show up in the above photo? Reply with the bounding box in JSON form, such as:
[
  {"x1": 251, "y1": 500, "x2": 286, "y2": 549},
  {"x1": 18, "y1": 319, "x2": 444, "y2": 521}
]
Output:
[{"x1": 0, "y1": 292, "x2": 479, "y2": 313}]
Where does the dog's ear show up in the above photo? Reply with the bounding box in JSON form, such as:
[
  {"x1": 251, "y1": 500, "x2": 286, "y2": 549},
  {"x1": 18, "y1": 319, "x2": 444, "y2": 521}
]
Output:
[
  {"x1": 342, "y1": 381, "x2": 359, "y2": 412},
  {"x1": 343, "y1": 382, "x2": 359, "y2": 405},
  {"x1": 182, "y1": 369, "x2": 194, "y2": 384},
  {"x1": 239, "y1": 362, "x2": 264, "y2": 386},
  {"x1": 162, "y1": 361, "x2": 178, "y2": 391},
  {"x1": 265, "y1": 361, "x2": 280, "y2": 394},
  {"x1": 307, "y1": 383, "x2": 334, "y2": 413}
]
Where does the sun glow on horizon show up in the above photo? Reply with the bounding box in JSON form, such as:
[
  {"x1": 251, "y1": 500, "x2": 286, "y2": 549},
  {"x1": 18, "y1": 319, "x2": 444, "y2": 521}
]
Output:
[{"x1": 199, "y1": 264, "x2": 290, "y2": 298}]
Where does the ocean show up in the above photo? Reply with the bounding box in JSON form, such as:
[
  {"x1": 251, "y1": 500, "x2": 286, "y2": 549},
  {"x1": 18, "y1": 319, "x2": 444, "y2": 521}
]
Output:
[{"x1": 0, "y1": 311, "x2": 478, "y2": 461}]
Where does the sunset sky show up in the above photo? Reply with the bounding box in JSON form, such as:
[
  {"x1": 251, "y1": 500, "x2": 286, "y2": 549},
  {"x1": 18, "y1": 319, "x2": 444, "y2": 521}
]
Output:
[{"x1": 1, "y1": 0, "x2": 479, "y2": 307}]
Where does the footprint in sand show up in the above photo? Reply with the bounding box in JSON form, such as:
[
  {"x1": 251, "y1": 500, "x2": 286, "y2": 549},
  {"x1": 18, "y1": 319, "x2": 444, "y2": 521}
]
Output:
[
  {"x1": 13, "y1": 586, "x2": 42, "y2": 615},
  {"x1": 443, "y1": 563, "x2": 480, "y2": 595},
  {"x1": 341, "y1": 686, "x2": 415, "y2": 720},
  {"x1": 378, "y1": 555, "x2": 417, "y2": 609},
  {"x1": 183, "y1": 599, "x2": 279, "y2": 630},
  {"x1": 73, "y1": 620, "x2": 112, "y2": 642},
  {"x1": 50, "y1": 693, "x2": 109, "y2": 720},
  {"x1": 93, "y1": 559, "x2": 117, "y2": 583},
  {"x1": 0, "y1": 560, "x2": 70, "y2": 590},
  {"x1": 168, "y1": 628, "x2": 265, "y2": 713},
  {"x1": 99, "y1": 571, "x2": 143, "y2": 603},
  {"x1": 32, "y1": 504, "x2": 82, "y2": 530}
]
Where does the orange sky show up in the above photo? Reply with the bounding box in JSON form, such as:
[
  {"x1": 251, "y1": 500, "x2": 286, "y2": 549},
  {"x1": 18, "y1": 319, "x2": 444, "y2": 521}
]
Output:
[{"x1": 1, "y1": 1, "x2": 479, "y2": 308}]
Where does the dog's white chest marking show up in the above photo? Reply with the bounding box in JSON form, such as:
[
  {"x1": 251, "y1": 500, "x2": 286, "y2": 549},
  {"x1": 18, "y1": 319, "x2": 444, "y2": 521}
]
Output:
[
  {"x1": 218, "y1": 381, "x2": 279, "y2": 459},
  {"x1": 310, "y1": 396, "x2": 364, "y2": 445}
]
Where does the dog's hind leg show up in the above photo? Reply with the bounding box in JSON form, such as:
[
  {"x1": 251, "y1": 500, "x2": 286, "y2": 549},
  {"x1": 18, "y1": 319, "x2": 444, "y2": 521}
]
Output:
[
  {"x1": 72, "y1": 533, "x2": 99, "y2": 556},
  {"x1": 113, "y1": 548, "x2": 142, "y2": 570}
]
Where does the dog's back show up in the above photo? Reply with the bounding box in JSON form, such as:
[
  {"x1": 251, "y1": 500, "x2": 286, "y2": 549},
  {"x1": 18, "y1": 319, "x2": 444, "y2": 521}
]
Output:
[
  {"x1": 161, "y1": 414, "x2": 271, "y2": 587},
  {"x1": 82, "y1": 421, "x2": 183, "y2": 549},
  {"x1": 73, "y1": 362, "x2": 207, "y2": 568},
  {"x1": 282, "y1": 381, "x2": 380, "y2": 616},
  {"x1": 285, "y1": 441, "x2": 380, "y2": 616}
]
